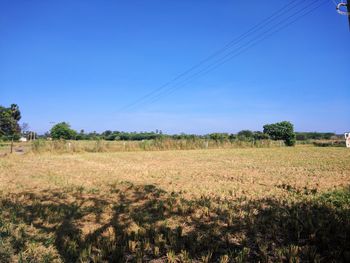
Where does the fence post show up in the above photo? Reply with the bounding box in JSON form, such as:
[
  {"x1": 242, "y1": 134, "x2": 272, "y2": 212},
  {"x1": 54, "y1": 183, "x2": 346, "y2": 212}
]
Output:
[{"x1": 10, "y1": 138, "x2": 13, "y2": 154}]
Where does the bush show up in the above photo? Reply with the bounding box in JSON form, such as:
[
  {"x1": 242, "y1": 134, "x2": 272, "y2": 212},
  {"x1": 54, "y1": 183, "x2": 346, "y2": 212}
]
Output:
[
  {"x1": 296, "y1": 132, "x2": 336, "y2": 141},
  {"x1": 253, "y1": 131, "x2": 270, "y2": 140},
  {"x1": 313, "y1": 140, "x2": 345, "y2": 147},
  {"x1": 237, "y1": 130, "x2": 254, "y2": 141},
  {"x1": 209, "y1": 133, "x2": 229, "y2": 142}
]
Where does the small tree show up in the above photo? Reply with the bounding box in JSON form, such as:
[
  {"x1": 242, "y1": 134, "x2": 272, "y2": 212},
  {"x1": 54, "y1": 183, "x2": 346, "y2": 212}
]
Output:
[
  {"x1": 50, "y1": 122, "x2": 77, "y2": 140},
  {"x1": 0, "y1": 104, "x2": 21, "y2": 141},
  {"x1": 263, "y1": 121, "x2": 296, "y2": 146}
]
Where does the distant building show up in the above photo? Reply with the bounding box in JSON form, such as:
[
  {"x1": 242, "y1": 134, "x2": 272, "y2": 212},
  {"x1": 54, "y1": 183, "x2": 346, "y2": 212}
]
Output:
[
  {"x1": 19, "y1": 137, "x2": 27, "y2": 142},
  {"x1": 345, "y1": 133, "x2": 350, "y2": 148}
]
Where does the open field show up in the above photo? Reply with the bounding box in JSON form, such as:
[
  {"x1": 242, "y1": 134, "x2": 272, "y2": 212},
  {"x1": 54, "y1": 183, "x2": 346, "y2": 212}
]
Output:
[{"x1": 0, "y1": 147, "x2": 349, "y2": 262}]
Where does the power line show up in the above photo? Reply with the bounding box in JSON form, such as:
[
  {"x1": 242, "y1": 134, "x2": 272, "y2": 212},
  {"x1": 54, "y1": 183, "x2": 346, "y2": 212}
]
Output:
[
  {"x1": 131, "y1": 0, "x2": 327, "y2": 110},
  {"x1": 119, "y1": 0, "x2": 309, "y2": 111},
  {"x1": 140, "y1": 0, "x2": 328, "y2": 108},
  {"x1": 121, "y1": 0, "x2": 327, "y2": 111}
]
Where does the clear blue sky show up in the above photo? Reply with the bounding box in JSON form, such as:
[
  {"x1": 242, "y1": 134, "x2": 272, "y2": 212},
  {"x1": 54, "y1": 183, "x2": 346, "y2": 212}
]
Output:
[{"x1": 1, "y1": 0, "x2": 349, "y2": 134}]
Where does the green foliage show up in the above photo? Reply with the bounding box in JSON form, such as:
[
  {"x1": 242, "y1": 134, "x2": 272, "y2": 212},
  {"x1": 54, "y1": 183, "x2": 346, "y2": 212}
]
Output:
[
  {"x1": 313, "y1": 140, "x2": 345, "y2": 147},
  {"x1": 237, "y1": 130, "x2": 254, "y2": 139},
  {"x1": 118, "y1": 131, "x2": 162, "y2": 141},
  {"x1": 237, "y1": 130, "x2": 254, "y2": 141},
  {"x1": 0, "y1": 104, "x2": 21, "y2": 140},
  {"x1": 41, "y1": 121, "x2": 337, "y2": 148},
  {"x1": 319, "y1": 187, "x2": 350, "y2": 208},
  {"x1": 253, "y1": 131, "x2": 270, "y2": 140},
  {"x1": 50, "y1": 122, "x2": 77, "y2": 140},
  {"x1": 56, "y1": 129, "x2": 273, "y2": 143},
  {"x1": 296, "y1": 132, "x2": 336, "y2": 141},
  {"x1": 209, "y1": 133, "x2": 229, "y2": 142},
  {"x1": 263, "y1": 121, "x2": 296, "y2": 146}
]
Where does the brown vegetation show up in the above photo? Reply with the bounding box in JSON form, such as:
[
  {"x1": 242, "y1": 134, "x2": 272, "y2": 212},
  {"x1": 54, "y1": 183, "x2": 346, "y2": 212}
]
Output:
[{"x1": 0, "y1": 147, "x2": 349, "y2": 262}]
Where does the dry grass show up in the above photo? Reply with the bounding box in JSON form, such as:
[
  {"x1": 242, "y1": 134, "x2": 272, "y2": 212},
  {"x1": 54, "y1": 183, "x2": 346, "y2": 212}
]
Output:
[
  {"x1": 1, "y1": 139, "x2": 283, "y2": 156},
  {"x1": 1, "y1": 146, "x2": 349, "y2": 198},
  {"x1": 28, "y1": 139, "x2": 281, "y2": 153},
  {"x1": 0, "y1": 146, "x2": 349, "y2": 262}
]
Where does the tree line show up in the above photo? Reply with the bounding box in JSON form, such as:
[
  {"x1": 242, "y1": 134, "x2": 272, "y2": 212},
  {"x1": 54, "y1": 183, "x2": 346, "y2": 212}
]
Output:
[
  {"x1": 0, "y1": 103, "x2": 340, "y2": 147},
  {"x1": 49, "y1": 121, "x2": 297, "y2": 146}
]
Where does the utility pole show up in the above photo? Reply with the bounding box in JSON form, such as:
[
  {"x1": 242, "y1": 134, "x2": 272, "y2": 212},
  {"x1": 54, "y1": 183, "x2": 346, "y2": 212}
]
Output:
[
  {"x1": 336, "y1": 0, "x2": 350, "y2": 30},
  {"x1": 348, "y1": 0, "x2": 350, "y2": 29}
]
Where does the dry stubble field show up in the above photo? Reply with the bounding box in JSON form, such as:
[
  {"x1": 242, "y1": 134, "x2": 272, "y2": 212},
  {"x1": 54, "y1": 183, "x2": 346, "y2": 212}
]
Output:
[{"x1": 0, "y1": 146, "x2": 349, "y2": 262}]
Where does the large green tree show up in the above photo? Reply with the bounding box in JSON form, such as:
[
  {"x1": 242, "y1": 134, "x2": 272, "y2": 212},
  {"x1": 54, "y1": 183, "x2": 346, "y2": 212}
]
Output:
[
  {"x1": 263, "y1": 121, "x2": 296, "y2": 146},
  {"x1": 0, "y1": 104, "x2": 21, "y2": 140},
  {"x1": 50, "y1": 122, "x2": 77, "y2": 140}
]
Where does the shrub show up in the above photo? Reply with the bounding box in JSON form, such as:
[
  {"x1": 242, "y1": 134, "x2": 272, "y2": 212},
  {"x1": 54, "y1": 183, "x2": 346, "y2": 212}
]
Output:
[
  {"x1": 253, "y1": 131, "x2": 270, "y2": 140},
  {"x1": 313, "y1": 140, "x2": 345, "y2": 147},
  {"x1": 237, "y1": 130, "x2": 254, "y2": 141},
  {"x1": 209, "y1": 133, "x2": 229, "y2": 142}
]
